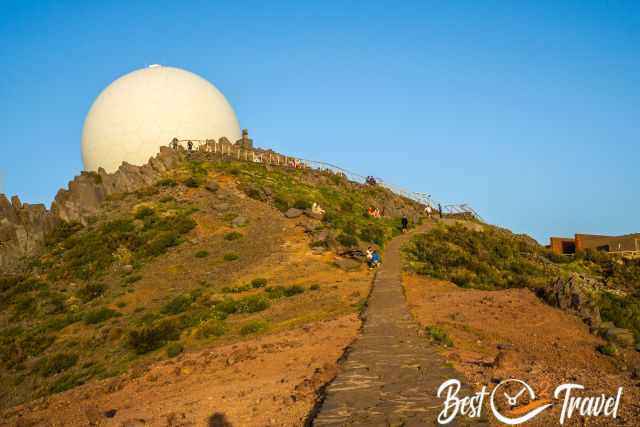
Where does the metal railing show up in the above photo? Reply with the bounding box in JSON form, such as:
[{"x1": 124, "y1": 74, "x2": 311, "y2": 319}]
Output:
[{"x1": 172, "y1": 138, "x2": 482, "y2": 221}]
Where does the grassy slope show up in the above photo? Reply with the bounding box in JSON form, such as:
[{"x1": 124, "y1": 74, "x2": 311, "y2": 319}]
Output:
[
  {"x1": 0, "y1": 158, "x2": 422, "y2": 408},
  {"x1": 404, "y1": 221, "x2": 640, "y2": 340}
]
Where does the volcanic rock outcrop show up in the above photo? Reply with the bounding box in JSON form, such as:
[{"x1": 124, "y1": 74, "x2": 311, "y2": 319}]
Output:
[{"x1": 0, "y1": 147, "x2": 183, "y2": 269}]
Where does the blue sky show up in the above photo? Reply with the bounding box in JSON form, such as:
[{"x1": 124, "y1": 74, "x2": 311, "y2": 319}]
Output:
[{"x1": 0, "y1": 0, "x2": 638, "y2": 243}]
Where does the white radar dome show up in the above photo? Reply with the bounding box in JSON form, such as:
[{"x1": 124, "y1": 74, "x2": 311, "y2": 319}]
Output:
[{"x1": 82, "y1": 65, "x2": 241, "y2": 172}]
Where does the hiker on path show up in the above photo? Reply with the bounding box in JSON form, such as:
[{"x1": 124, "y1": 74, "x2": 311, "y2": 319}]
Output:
[
  {"x1": 438, "y1": 203, "x2": 443, "y2": 219},
  {"x1": 369, "y1": 250, "x2": 381, "y2": 269},
  {"x1": 187, "y1": 140, "x2": 193, "y2": 152},
  {"x1": 425, "y1": 205, "x2": 432, "y2": 218},
  {"x1": 401, "y1": 215, "x2": 409, "y2": 233},
  {"x1": 365, "y1": 246, "x2": 373, "y2": 262}
]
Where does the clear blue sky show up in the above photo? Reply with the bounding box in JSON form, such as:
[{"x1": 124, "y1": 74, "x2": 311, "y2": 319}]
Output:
[{"x1": 1, "y1": 0, "x2": 638, "y2": 243}]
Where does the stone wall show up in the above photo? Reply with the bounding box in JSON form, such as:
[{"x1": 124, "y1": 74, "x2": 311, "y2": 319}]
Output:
[{"x1": 0, "y1": 147, "x2": 183, "y2": 270}]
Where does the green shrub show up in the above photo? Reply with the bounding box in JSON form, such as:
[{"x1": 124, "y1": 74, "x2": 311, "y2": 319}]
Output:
[
  {"x1": 183, "y1": 177, "x2": 199, "y2": 188},
  {"x1": 76, "y1": 283, "x2": 106, "y2": 303},
  {"x1": 156, "y1": 178, "x2": 177, "y2": 187},
  {"x1": 223, "y1": 253, "x2": 239, "y2": 262},
  {"x1": 46, "y1": 221, "x2": 83, "y2": 245},
  {"x1": 14, "y1": 295, "x2": 36, "y2": 314},
  {"x1": 166, "y1": 342, "x2": 184, "y2": 358},
  {"x1": 273, "y1": 195, "x2": 290, "y2": 212},
  {"x1": 426, "y1": 325, "x2": 453, "y2": 347},
  {"x1": 36, "y1": 353, "x2": 78, "y2": 377},
  {"x1": 222, "y1": 284, "x2": 250, "y2": 293},
  {"x1": 293, "y1": 199, "x2": 311, "y2": 210},
  {"x1": 236, "y1": 295, "x2": 271, "y2": 313},
  {"x1": 224, "y1": 232, "x2": 243, "y2": 241},
  {"x1": 134, "y1": 206, "x2": 155, "y2": 220},
  {"x1": 0, "y1": 330, "x2": 55, "y2": 368},
  {"x1": 240, "y1": 321, "x2": 267, "y2": 336},
  {"x1": 84, "y1": 307, "x2": 121, "y2": 325},
  {"x1": 195, "y1": 250, "x2": 209, "y2": 258},
  {"x1": 359, "y1": 224, "x2": 386, "y2": 246},
  {"x1": 310, "y1": 284, "x2": 320, "y2": 291},
  {"x1": 265, "y1": 286, "x2": 286, "y2": 299},
  {"x1": 251, "y1": 278, "x2": 268, "y2": 289},
  {"x1": 597, "y1": 343, "x2": 618, "y2": 356},
  {"x1": 144, "y1": 231, "x2": 180, "y2": 256},
  {"x1": 337, "y1": 233, "x2": 358, "y2": 248},
  {"x1": 196, "y1": 319, "x2": 226, "y2": 339},
  {"x1": 128, "y1": 319, "x2": 181, "y2": 354},
  {"x1": 265, "y1": 285, "x2": 304, "y2": 299},
  {"x1": 162, "y1": 294, "x2": 194, "y2": 315},
  {"x1": 284, "y1": 285, "x2": 305, "y2": 297},
  {"x1": 215, "y1": 298, "x2": 238, "y2": 314},
  {"x1": 404, "y1": 224, "x2": 550, "y2": 291}
]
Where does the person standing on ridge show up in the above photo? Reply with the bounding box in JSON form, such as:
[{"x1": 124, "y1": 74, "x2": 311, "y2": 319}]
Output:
[
  {"x1": 401, "y1": 215, "x2": 409, "y2": 233},
  {"x1": 438, "y1": 203, "x2": 443, "y2": 219}
]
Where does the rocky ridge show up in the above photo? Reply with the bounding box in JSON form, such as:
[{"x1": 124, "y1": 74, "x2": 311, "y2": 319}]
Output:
[{"x1": 0, "y1": 147, "x2": 183, "y2": 269}]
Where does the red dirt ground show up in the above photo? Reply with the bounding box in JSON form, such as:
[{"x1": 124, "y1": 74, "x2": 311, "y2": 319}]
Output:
[{"x1": 404, "y1": 273, "x2": 640, "y2": 426}]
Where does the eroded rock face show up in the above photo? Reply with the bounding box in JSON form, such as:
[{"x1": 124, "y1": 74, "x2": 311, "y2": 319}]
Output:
[
  {"x1": 0, "y1": 147, "x2": 184, "y2": 270},
  {"x1": 545, "y1": 273, "x2": 602, "y2": 327}
]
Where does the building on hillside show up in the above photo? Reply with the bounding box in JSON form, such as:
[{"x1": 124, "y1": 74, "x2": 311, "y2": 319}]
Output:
[
  {"x1": 550, "y1": 233, "x2": 640, "y2": 255},
  {"x1": 236, "y1": 128, "x2": 253, "y2": 149}
]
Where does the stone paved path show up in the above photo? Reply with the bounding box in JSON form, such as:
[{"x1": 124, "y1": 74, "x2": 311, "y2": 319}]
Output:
[{"x1": 311, "y1": 225, "x2": 483, "y2": 426}]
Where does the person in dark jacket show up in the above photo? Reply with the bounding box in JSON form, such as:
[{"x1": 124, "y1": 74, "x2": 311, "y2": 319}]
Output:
[{"x1": 401, "y1": 215, "x2": 409, "y2": 233}]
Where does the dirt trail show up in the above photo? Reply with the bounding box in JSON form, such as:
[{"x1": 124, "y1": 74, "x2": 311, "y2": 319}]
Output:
[{"x1": 311, "y1": 224, "x2": 483, "y2": 426}]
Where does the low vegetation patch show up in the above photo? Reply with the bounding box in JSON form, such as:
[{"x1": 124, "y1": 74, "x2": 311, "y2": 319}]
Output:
[
  {"x1": 195, "y1": 250, "x2": 209, "y2": 258},
  {"x1": 83, "y1": 307, "x2": 121, "y2": 325},
  {"x1": 240, "y1": 320, "x2": 267, "y2": 336},
  {"x1": 46, "y1": 205, "x2": 196, "y2": 281},
  {"x1": 128, "y1": 319, "x2": 181, "y2": 355},
  {"x1": 265, "y1": 285, "x2": 305, "y2": 299},
  {"x1": 425, "y1": 325, "x2": 454, "y2": 347},
  {"x1": 36, "y1": 353, "x2": 79, "y2": 377},
  {"x1": 166, "y1": 342, "x2": 184, "y2": 358},
  {"x1": 251, "y1": 278, "x2": 267, "y2": 288},
  {"x1": 224, "y1": 231, "x2": 243, "y2": 241},
  {"x1": 223, "y1": 253, "x2": 239, "y2": 262}
]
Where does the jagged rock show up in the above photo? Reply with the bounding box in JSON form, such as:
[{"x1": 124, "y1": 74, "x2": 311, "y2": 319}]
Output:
[
  {"x1": 545, "y1": 273, "x2": 602, "y2": 327},
  {"x1": 205, "y1": 180, "x2": 219, "y2": 192},
  {"x1": 311, "y1": 246, "x2": 326, "y2": 255},
  {"x1": 605, "y1": 328, "x2": 635, "y2": 348},
  {"x1": 231, "y1": 216, "x2": 248, "y2": 227},
  {"x1": 0, "y1": 146, "x2": 184, "y2": 269},
  {"x1": 304, "y1": 209, "x2": 324, "y2": 220},
  {"x1": 284, "y1": 208, "x2": 303, "y2": 219},
  {"x1": 335, "y1": 257, "x2": 361, "y2": 272}
]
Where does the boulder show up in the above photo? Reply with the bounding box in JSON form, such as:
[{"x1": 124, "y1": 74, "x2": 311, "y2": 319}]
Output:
[
  {"x1": 605, "y1": 328, "x2": 635, "y2": 348},
  {"x1": 284, "y1": 208, "x2": 303, "y2": 219},
  {"x1": 304, "y1": 209, "x2": 324, "y2": 220},
  {"x1": 204, "y1": 180, "x2": 219, "y2": 192},
  {"x1": 311, "y1": 246, "x2": 326, "y2": 255},
  {"x1": 335, "y1": 257, "x2": 361, "y2": 272},
  {"x1": 231, "y1": 216, "x2": 248, "y2": 227},
  {"x1": 545, "y1": 274, "x2": 602, "y2": 327}
]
